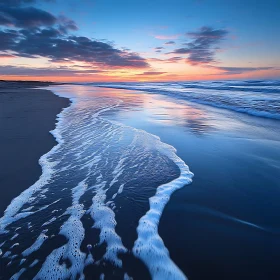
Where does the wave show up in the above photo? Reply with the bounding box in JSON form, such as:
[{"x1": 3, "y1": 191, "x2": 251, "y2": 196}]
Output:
[
  {"x1": 0, "y1": 89, "x2": 193, "y2": 279},
  {"x1": 91, "y1": 80, "x2": 280, "y2": 120}
]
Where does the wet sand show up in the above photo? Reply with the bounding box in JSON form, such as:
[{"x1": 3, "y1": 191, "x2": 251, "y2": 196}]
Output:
[
  {"x1": 0, "y1": 84, "x2": 279, "y2": 280},
  {"x1": 0, "y1": 82, "x2": 69, "y2": 216}
]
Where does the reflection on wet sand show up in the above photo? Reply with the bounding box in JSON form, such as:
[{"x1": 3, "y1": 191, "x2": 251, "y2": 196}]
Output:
[
  {"x1": 70, "y1": 86, "x2": 216, "y2": 135},
  {"x1": 62, "y1": 85, "x2": 277, "y2": 140},
  {"x1": 142, "y1": 97, "x2": 214, "y2": 135}
]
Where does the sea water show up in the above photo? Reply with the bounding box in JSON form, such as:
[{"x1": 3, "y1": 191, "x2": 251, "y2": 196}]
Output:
[{"x1": 0, "y1": 85, "x2": 193, "y2": 279}]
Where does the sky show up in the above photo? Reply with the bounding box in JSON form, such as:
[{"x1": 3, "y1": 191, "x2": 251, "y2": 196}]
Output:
[{"x1": 0, "y1": 0, "x2": 279, "y2": 82}]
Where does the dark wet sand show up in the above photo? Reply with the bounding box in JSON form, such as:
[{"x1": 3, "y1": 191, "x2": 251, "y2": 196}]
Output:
[{"x1": 0, "y1": 82, "x2": 69, "y2": 216}]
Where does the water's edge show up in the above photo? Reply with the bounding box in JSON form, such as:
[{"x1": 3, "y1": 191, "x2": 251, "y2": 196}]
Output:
[{"x1": 0, "y1": 86, "x2": 193, "y2": 280}]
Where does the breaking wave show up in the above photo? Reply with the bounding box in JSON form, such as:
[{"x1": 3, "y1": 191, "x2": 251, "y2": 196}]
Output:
[{"x1": 92, "y1": 80, "x2": 280, "y2": 120}]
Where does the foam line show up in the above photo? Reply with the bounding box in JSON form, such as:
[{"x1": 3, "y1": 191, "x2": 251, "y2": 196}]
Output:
[
  {"x1": 89, "y1": 182, "x2": 127, "y2": 267},
  {"x1": 10, "y1": 268, "x2": 26, "y2": 280},
  {"x1": 132, "y1": 133, "x2": 193, "y2": 280},
  {"x1": 22, "y1": 231, "x2": 48, "y2": 257},
  {"x1": 30, "y1": 259, "x2": 39, "y2": 268},
  {"x1": 35, "y1": 179, "x2": 88, "y2": 279},
  {"x1": 0, "y1": 85, "x2": 195, "y2": 280},
  {"x1": 0, "y1": 103, "x2": 71, "y2": 234}
]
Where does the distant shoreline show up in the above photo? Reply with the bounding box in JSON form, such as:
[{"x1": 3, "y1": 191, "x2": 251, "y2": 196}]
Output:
[{"x1": 0, "y1": 80, "x2": 63, "y2": 87}]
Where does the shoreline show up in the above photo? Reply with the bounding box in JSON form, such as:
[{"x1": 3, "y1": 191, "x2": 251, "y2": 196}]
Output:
[
  {"x1": 0, "y1": 83, "x2": 279, "y2": 279},
  {"x1": 0, "y1": 82, "x2": 70, "y2": 216}
]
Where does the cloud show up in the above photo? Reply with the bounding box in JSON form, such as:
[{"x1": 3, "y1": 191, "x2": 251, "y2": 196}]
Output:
[
  {"x1": 165, "y1": 56, "x2": 183, "y2": 63},
  {"x1": 149, "y1": 56, "x2": 183, "y2": 63},
  {"x1": 0, "y1": 53, "x2": 15, "y2": 58},
  {"x1": 171, "y1": 26, "x2": 228, "y2": 65},
  {"x1": 0, "y1": 29, "x2": 19, "y2": 50},
  {"x1": 137, "y1": 71, "x2": 166, "y2": 76},
  {"x1": 154, "y1": 46, "x2": 164, "y2": 53},
  {"x1": 0, "y1": 2, "x2": 77, "y2": 32},
  {"x1": 164, "y1": 41, "x2": 175, "y2": 45},
  {"x1": 0, "y1": 65, "x2": 103, "y2": 76},
  {"x1": 0, "y1": 6, "x2": 57, "y2": 28},
  {"x1": 0, "y1": 28, "x2": 149, "y2": 68},
  {"x1": 57, "y1": 15, "x2": 78, "y2": 32},
  {"x1": 0, "y1": 1, "x2": 148, "y2": 69},
  {"x1": 212, "y1": 66, "x2": 274, "y2": 75}
]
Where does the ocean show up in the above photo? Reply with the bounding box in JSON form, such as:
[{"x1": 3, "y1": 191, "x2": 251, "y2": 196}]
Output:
[{"x1": 0, "y1": 81, "x2": 279, "y2": 280}]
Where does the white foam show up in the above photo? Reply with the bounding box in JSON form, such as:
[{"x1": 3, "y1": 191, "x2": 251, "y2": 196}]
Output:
[
  {"x1": 21, "y1": 206, "x2": 34, "y2": 212},
  {"x1": 3, "y1": 250, "x2": 11, "y2": 258},
  {"x1": 0, "y1": 85, "x2": 195, "y2": 280},
  {"x1": 112, "y1": 183, "x2": 124, "y2": 199},
  {"x1": 30, "y1": 259, "x2": 39, "y2": 268},
  {"x1": 35, "y1": 178, "x2": 87, "y2": 279},
  {"x1": 11, "y1": 243, "x2": 19, "y2": 249},
  {"x1": 35, "y1": 210, "x2": 86, "y2": 279},
  {"x1": 95, "y1": 82, "x2": 280, "y2": 119},
  {"x1": 42, "y1": 217, "x2": 57, "y2": 227},
  {"x1": 90, "y1": 183, "x2": 127, "y2": 267},
  {"x1": 19, "y1": 258, "x2": 26, "y2": 266},
  {"x1": 132, "y1": 132, "x2": 193, "y2": 280},
  {"x1": 22, "y1": 232, "x2": 48, "y2": 257},
  {"x1": 124, "y1": 272, "x2": 133, "y2": 279},
  {"x1": 118, "y1": 184, "x2": 124, "y2": 194},
  {"x1": 11, "y1": 233, "x2": 19, "y2": 240},
  {"x1": 10, "y1": 268, "x2": 26, "y2": 280},
  {"x1": 0, "y1": 103, "x2": 71, "y2": 234}
]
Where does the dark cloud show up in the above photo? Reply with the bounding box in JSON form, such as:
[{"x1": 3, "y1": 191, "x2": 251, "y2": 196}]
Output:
[
  {"x1": 0, "y1": 28, "x2": 149, "y2": 68},
  {"x1": 0, "y1": 5, "x2": 77, "y2": 32},
  {"x1": 155, "y1": 46, "x2": 164, "y2": 53},
  {"x1": 165, "y1": 56, "x2": 183, "y2": 63},
  {"x1": 137, "y1": 71, "x2": 166, "y2": 76},
  {"x1": 0, "y1": 53, "x2": 15, "y2": 57},
  {"x1": 149, "y1": 56, "x2": 183, "y2": 63},
  {"x1": 171, "y1": 26, "x2": 228, "y2": 65},
  {"x1": 0, "y1": 29, "x2": 19, "y2": 50},
  {"x1": 164, "y1": 41, "x2": 175, "y2": 45},
  {"x1": 0, "y1": 65, "x2": 103, "y2": 76},
  {"x1": 0, "y1": 0, "x2": 75, "y2": 31},
  {"x1": 0, "y1": 6, "x2": 57, "y2": 28},
  {"x1": 57, "y1": 15, "x2": 78, "y2": 32},
  {"x1": 213, "y1": 66, "x2": 274, "y2": 75},
  {"x1": 0, "y1": 0, "x2": 148, "y2": 70}
]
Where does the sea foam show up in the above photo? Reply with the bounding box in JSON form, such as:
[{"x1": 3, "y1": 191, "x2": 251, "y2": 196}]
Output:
[{"x1": 0, "y1": 85, "x2": 193, "y2": 279}]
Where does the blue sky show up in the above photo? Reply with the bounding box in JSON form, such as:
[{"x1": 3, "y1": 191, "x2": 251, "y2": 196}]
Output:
[{"x1": 0, "y1": 0, "x2": 279, "y2": 81}]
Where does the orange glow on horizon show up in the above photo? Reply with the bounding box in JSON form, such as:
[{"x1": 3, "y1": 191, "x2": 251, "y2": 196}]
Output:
[{"x1": 1, "y1": 68, "x2": 279, "y2": 83}]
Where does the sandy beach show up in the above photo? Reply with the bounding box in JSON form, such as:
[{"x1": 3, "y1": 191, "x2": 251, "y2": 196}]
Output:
[{"x1": 0, "y1": 82, "x2": 69, "y2": 216}]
